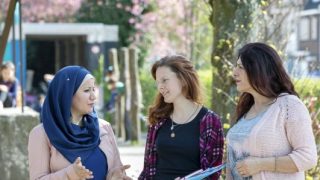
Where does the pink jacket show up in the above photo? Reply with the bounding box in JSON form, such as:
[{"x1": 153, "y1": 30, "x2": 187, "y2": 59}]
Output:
[
  {"x1": 28, "y1": 119, "x2": 122, "y2": 180},
  {"x1": 227, "y1": 94, "x2": 318, "y2": 180}
]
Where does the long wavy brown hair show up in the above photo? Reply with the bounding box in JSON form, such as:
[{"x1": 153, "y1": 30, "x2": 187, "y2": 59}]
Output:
[
  {"x1": 235, "y1": 42, "x2": 298, "y2": 121},
  {"x1": 148, "y1": 55, "x2": 203, "y2": 125}
]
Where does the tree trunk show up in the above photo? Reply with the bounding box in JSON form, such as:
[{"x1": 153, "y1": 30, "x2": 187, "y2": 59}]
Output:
[
  {"x1": 118, "y1": 48, "x2": 129, "y2": 140},
  {"x1": 128, "y1": 47, "x2": 142, "y2": 142},
  {"x1": 208, "y1": 0, "x2": 254, "y2": 124},
  {"x1": 108, "y1": 48, "x2": 120, "y2": 136}
]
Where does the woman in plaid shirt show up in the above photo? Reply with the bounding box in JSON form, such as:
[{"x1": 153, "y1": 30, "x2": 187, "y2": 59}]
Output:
[{"x1": 139, "y1": 55, "x2": 224, "y2": 180}]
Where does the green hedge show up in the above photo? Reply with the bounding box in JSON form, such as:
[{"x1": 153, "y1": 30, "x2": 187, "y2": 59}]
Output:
[
  {"x1": 294, "y1": 78, "x2": 320, "y2": 109},
  {"x1": 197, "y1": 70, "x2": 212, "y2": 107},
  {"x1": 293, "y1": 78, "x2": 320, "y2": 180},
  {"x1": 140, "y1": 70, "x2": 157, "y2": 115}
]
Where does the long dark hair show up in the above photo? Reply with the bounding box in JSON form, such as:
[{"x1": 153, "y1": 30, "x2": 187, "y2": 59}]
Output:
[
  {"x1": 148, "y1": 55, "x2": 203, "y2": 125},
  {"x1": 235, "y1": 42, "x2": 298, "y2": 121}
]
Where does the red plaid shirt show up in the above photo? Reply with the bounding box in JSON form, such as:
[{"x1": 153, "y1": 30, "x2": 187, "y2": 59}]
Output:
[{"x1": 139, "y1": 108, "x2": 224, "y2": 180}]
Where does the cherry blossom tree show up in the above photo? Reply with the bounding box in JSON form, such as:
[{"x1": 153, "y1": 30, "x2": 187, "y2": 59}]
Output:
[
  {"x1": 76, "y1": 0, "x2": 152, "y2": 46},
  {"x1": 75, "y1": 0, "x2": 155, "y2": 68},
  {"x1": 133, "y1": 0, "x2": 213, "y2": 69},
  {"x1": 0, "y1": 0, "x2": 83, "y2": 22}
]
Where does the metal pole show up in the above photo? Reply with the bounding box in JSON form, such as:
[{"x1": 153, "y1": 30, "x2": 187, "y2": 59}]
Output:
[
  {"x1": 18, "y1": 0, "x2": 24, "y2": 112},
  {"x1": 12, "y1": 4, "x2": 16, "y2": 66}
]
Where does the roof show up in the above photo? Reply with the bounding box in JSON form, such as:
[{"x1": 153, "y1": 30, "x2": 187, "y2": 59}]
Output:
[{"x1": 0, "y1": 23, "x2": 119, "y2": 43}]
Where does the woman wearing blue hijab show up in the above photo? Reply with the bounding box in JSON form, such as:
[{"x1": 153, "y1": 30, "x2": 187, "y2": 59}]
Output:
[{"x1": 28, "y1": 66, "x2": 132, "y2": 180}]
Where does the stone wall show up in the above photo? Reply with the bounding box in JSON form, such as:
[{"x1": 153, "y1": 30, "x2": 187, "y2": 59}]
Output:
[{"x1": 0, "y1": 107, "x2": 39, "y2": 180}]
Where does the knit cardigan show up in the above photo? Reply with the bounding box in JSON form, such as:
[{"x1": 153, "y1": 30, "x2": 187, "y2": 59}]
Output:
[
  {"x1": 138, "y1": 108, "x2": 224, "y2": 180},
  {"x1": 227, "y1": 94, "x2": 318, "y2": 180}
]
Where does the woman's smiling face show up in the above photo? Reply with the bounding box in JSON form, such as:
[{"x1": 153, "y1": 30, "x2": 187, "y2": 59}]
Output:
[{"x1": 155, "y1": 66, "x2": 184, "y2": 103}]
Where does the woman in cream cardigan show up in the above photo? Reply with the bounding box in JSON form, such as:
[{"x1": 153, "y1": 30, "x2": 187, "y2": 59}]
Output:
[
  {"x1": 227, "y1": 42, "x2": 317, "y2": 180},
  {"x1": 28, "y1": 66, "x2": 132, "y2": 180}
]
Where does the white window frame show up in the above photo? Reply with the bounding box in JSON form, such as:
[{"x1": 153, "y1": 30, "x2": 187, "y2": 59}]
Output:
[
  {"x1": 311, "y1": 16, "x2": 318, "y2": 40},
  {"x1": 299, "y1": 18, "x2": 310, "y2": 41}
]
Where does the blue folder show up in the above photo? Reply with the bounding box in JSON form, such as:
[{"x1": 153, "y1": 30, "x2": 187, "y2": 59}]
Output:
[{"x1": 182, "y1": 163, "x2": 226, "y2": 180}]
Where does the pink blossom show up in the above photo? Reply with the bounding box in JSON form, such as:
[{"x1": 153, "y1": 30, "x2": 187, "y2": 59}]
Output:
[
  {"x1": 135, "y1": 23, "x2": 142, "y2": 30},
  {"x1": 131, "y1": 4, "x2": 142, "y2": 16},
  {"x1": 125, "y1": 6, "x2": 131, "y2": 12},
  {"x1": 2, "y1": 0, "x2": 83, "y2": 22},
  {"x1": 116, "y1": 3, "x2": 123, "y2": 9},
  {"x1": 129, "y1": 18, "x2": 135, "y2": 24},
  {"x1": 132, "y1": 0, "x2": 139, "y2": 4}
]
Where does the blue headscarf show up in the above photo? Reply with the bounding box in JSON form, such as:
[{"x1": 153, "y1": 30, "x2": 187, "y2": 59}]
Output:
[{"x1": 41, "y1": 66, "x2": 100, "y2": 163}]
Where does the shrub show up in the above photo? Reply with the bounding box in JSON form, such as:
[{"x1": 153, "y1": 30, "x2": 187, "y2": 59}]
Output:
[
  {"x1": 140, "y1": 70, "x2": 157, "y2": 116},
  {"x1": 294, "y1": 78, "x2": 320, "y2": 179},
  {"x1": 198, "y1": 69, "x2": 212, "y2": 108}
]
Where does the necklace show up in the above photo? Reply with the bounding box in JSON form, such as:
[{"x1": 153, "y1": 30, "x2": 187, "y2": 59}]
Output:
[
  {"x1": 70, "y1": 117, "x2": 83, "y2": 126},
  {"x1": 170, "y1": 104, "x2": 199, "y2": 138}
]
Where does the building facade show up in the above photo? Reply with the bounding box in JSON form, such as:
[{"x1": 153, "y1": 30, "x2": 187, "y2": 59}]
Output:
[{"x1": 298, "y1": 0, "x2": 320, "y2": 73}]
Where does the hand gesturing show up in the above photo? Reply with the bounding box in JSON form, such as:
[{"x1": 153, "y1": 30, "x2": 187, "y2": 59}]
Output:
[
  {"x1": 73, "y1": 157, "x2": 94, "y2": 180},
  {"x1": 110, "y1": 165, "x2": 132, "y2": 180}
]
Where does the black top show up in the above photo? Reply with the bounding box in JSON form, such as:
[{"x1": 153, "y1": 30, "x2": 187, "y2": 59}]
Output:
[{"x1": 154, "y1": 107, "x2": 207, "y2": 180}]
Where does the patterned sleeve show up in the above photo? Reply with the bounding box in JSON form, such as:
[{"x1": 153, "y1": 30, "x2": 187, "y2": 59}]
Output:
[
  {"x1": 212, "y1": 114, "x2": 224, "y2": 180},
  {"x1": 200, "y1": 111, "x2": 224, "y2": 180},
  {"x1": 138, "y1": 125, "x2": 153, "y2": 180}
]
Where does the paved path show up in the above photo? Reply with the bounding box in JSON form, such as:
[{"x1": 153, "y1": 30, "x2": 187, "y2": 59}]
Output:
[{"x1": 118, "y1": 145, "x2": 145, "y2": 180}]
